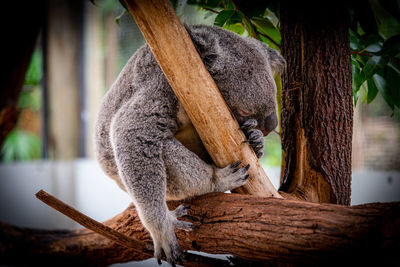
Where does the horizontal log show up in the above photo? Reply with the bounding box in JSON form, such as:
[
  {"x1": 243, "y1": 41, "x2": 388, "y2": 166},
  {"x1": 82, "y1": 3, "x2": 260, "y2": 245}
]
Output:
[{"x1": 1, "y1": 193, "x2": 399, "y2": 265}]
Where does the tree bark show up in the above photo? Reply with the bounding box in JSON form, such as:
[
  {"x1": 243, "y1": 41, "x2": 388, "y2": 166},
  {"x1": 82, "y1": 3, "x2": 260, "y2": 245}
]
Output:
[
  {"x1": 0, "y1": 1, "x2": 44, "y2": 147},
  {"x1": 1, "y1": 193, "x2": 399, "y2": 265},
  {"x1": 124, "y1": 0, "x2": 280, "y2": 198},
  {"x1": 280, "y1": 3, "x2": 353, "y2": 205}
]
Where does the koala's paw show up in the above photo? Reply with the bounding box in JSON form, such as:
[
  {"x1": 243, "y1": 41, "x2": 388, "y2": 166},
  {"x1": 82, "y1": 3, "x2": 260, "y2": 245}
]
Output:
[
  {"x1": 154, "y1": 232, "x2": 182, "y2": 267},
  {"x1": 154, "y1": 205, "x2": 194, "y2": 266},
  {"x1": 241, "y1": 119, "x2": 264, "y2": 158},
  {"x1": 213, "y1": 161, "x2": 250, "y2": 192},
  {"x1": 172, "y1": 205, "x2": 195, "y2": 231}
]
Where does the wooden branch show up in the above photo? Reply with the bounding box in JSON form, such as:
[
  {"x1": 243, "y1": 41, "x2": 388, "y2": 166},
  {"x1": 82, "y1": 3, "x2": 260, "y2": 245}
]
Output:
[
  {"x1": 2, "y1": 193, "x2": 399, "y2": 265},
  {"x1": 124, "y1": 0, "x2": 281, "y2": 198},
  {"x1": 35, "y1": 190, "x2": 153, "y2": 253},
  {"x1": 34, "y1": 190, "x2": 230, "y2": 267}
]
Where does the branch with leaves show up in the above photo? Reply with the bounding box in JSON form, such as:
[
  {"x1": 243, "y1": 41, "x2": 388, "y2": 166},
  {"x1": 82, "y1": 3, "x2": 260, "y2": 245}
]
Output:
[{"x1": 187, "y1": 0, "x2": 400, "y2": 116}]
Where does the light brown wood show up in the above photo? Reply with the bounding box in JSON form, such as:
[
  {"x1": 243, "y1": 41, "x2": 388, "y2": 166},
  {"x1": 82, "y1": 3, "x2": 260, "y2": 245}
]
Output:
[
  {"x1": 3, "y1": 192, "x2": 399, "y2": 265},
  {"x1": 46, "y1": 0, "x2": 81, "y2": 159},
  {"x1": 84, "y1": 1, "x2": 105, "y2": 158},
  {"x1": 123, "y1": 0, "x2": 280, "y2": 198}
]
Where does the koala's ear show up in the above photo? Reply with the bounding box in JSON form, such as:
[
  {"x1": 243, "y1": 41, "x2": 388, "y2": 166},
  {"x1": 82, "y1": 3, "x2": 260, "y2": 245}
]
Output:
[
  {"x1": 185, "y1": 24, "x2": 219, "y2": 66},
  {"x1": 266, "y1": 47, "x2": 286, "y2": 76}
]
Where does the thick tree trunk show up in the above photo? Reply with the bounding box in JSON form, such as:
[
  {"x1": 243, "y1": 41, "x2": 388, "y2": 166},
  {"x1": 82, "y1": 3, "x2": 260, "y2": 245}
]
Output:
[
  {"x1": 0, "y1": 1, "x2": 44, "y2": 146},
  {"x1": 280, "y1": 4, "x2": 353, "y2": 205},
  {"x1": 1, "y1": 193, "x2": 399, "y2": 265}
]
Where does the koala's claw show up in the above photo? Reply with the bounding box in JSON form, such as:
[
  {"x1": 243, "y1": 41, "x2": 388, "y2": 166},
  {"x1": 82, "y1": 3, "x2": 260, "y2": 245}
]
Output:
[
  {"x1": 172, "y1": 205, "x2": 194, "y2": 231},
  {"x1": 214, "y1": 163, "x2": 251, "y2": 192},
  {"x1": 241, "y1": 119, "x2": 265, "y2": 159},
  {"x1": 154, "y1": 233, "x2": 182, "y2": 267},
  {"x1": 240, "y1": 118, "x2": 258, "y2": 130},
  {"x1": 230, "y1": 160, "x2": 242, "y2": 169},
  {"x1": 175, "y1": 220, "x2": 195, "y2": 231},
  {"x1": 173, "y1": 204, "x2": 190, "y2": 217}
]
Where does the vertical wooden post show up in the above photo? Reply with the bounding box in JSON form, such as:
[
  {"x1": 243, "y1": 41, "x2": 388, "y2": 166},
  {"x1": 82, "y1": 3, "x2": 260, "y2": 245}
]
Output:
[
  {"x1": 46, "y1": 0, "x2": 82, "y2": 159},
  {"x1": 84, "y1": 2, "x2": 105, "y2": 158},
  {"x1": 124, "y1": 0, "x2": 281, "y2": 198}
]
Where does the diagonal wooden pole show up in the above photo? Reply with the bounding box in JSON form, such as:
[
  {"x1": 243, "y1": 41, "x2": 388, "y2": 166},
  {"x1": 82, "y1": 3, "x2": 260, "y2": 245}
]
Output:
[{"x1": 124, "y1": 0, "x2": 281, "y2": 198}]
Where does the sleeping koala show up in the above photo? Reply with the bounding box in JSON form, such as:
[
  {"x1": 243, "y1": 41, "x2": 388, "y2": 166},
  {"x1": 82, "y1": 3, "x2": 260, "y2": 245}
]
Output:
[{"x1": 94, "y1": 25, "x2": 285, "y2": 266}]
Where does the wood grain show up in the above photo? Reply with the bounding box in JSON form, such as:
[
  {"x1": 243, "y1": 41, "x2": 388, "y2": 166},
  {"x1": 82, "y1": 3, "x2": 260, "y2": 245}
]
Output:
[
  {"x1": 2, "y1": 193, "x2": 399, "y2": 265},
  {"x1": 124, "y1": 0, "x2": 281, "y2": 198}
]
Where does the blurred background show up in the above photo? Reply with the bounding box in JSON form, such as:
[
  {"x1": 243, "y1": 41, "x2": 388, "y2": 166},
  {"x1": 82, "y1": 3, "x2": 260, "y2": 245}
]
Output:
[{"x1": 0, "y1": 1, "x2": 399, "y2": 265}]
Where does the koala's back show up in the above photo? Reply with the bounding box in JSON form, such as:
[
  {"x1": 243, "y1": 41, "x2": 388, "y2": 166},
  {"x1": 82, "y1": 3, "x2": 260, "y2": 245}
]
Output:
[{"x1": 94, "y1": 45, "x2": 163, "y2": 188}]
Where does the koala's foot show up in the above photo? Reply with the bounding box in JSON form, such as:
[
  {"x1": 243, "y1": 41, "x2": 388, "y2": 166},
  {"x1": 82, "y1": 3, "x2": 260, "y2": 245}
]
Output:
[
  {"x1": 154, "y1": 205, "x2": 194, "y2": 266},
  {"x1": 241, "y1": 119, "x2": 264, "y2": 158},
  {"x1": 213, "y1": 161, "x2": 250, "y2": 192}
]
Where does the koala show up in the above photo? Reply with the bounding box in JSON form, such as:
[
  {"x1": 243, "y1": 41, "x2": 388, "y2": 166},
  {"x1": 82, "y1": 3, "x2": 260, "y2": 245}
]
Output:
[{"x1": 94, "y1": 25, "x2": 285, "y2": 266}]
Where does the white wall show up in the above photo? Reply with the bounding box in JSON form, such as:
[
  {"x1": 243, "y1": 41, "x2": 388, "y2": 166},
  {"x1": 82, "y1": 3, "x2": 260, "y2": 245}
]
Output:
[{"x1": 1, "y1": 159, "x2": 399, "y2": 230}]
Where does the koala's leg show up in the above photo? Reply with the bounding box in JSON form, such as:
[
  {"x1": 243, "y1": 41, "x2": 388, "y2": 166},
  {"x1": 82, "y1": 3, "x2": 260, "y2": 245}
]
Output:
[
  {"x1": 110, "y1": 104, "x2": 189, "y2": 266},
  {"x1": 163, "y1": 138, "x2": 250, "y2": 201}
]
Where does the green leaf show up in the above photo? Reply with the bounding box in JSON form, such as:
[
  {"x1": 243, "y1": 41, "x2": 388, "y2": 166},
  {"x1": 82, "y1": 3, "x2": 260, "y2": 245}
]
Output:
[
  {"x1": 372, "y1": 73, "x2": 395, "y2": 109},
  {"x1": 385, "y1": 64, "x2": 400, "y2": 108},
  {"x1": 388, "y1": 61, "x2": 400, "y2": 74},
  {"x1": 366, "y1": 78, "x2": 378, "y2": 103},
  {"x1": 115, "y1": 9, "x2": 126, "y2": 26},
  {"x1": 1, "y1": 130, "x2": 41, "y2": 162},
  {"x1": 370, "y1": 0, "x2": 400, "y2": 39},
  {"x1": 250, "y1": 17, "x2": 281, "y2": 45},
  {"x1": 234, "y1": 2, "x2": 268, "y2": 18},
  {"x1": 365, "y1": 42, "x2": 383, "y2": 53},
  {"x1": 223, "y1": 22, "x2": 244, "y2": 35},
  {"x1": 187, "y1": 0, "x2": 222, "y2": 8},
  {"x1": 350, "y1": 29, "x2": 362, "y2": 50},
  {"x1": 352, "y1": 62, "x2": 364, "y2": 105},
  {"x1": 353, "y1": 60, "x2": 366, "y2": 89},
  {"x1": 25, "y1": 49, "x2": 42, "y2": 86},
  {"x1": 363, "y1": 56, "x2": 381, "y2": 78},
  {"x1": 259, "y1": 35, "x2": 280, "y2": 50},
  {"x1": 379, "y1": 34, "x2": 400, "y2": 57},
  {"x1": 222, "y1": 0, "x2": 234, "y2": 10},
  {"x1": 214, "y1": 9, "x2": 244, "y2": 27}
]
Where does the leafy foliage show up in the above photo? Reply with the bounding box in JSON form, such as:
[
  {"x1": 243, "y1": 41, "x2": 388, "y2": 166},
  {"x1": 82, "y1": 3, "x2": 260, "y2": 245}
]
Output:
[
  {"x1": 1, "y1": 49, "x2": 42, "y2": 162},
  {"x1": 350, "y1": 0, "x2": 400, "y2": 114},
  {"x1": 187, "y1": 0, "x2": 400, "y2": 114},
  {"x1": 1, "y1": 129, "x2": 41, "y2": 162}
]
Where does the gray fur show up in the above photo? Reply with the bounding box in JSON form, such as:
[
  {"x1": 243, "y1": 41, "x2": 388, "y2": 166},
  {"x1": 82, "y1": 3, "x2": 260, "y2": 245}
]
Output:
[{"x1": 94, "y1": 25, "x2": 285, "y2": 266}]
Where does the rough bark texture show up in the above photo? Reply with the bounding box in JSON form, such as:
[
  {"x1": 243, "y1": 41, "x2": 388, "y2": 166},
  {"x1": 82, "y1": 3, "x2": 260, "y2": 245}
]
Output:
[
  {"x1": 1, "y1": 193, "x2": 399, "y2": 266},
  {"x1": 280, "y1": 4, "x2": 353, "y2": 205},
  {"x1": 124, "y1": 0, "x2": 280, "y2": 198},
  {"x1": 0, "y1": 1, "x2": 44, "y2": 146}
]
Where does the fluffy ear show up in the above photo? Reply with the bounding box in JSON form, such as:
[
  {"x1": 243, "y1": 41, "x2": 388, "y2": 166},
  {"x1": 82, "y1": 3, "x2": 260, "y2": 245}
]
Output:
[
  {"x1": 185, "y1": 25, "x2": 220, "y2": 70},
  {"x1": 266, "y1": 47, "x2": 286, "y2": 76}
]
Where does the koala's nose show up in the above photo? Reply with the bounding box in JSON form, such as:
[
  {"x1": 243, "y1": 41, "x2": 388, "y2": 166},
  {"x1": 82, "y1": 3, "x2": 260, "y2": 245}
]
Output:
[{"x1": 261, "y1": 113, "x2": 278, "y2": 136}]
